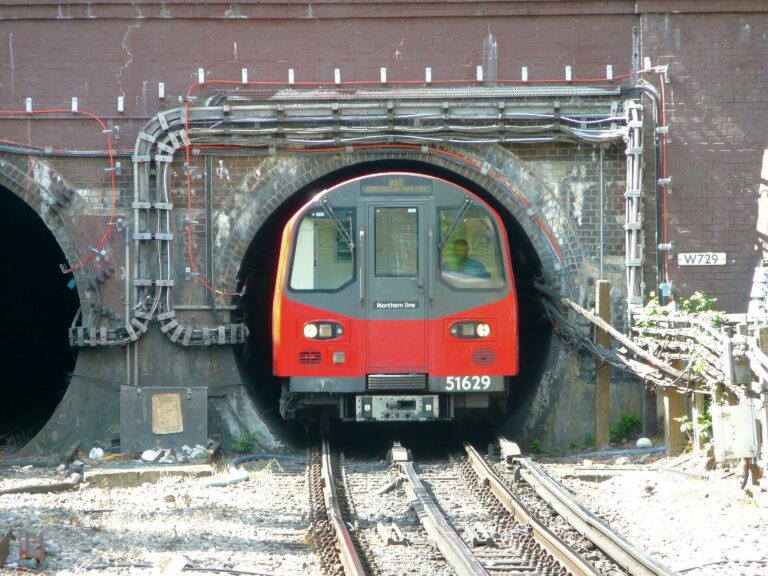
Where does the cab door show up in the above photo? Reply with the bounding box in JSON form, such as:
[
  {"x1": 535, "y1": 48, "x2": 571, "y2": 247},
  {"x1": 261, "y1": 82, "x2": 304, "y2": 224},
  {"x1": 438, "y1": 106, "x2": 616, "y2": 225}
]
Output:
[{"x1": 365, "y1": 203, "x2": 427, "y2": 372}]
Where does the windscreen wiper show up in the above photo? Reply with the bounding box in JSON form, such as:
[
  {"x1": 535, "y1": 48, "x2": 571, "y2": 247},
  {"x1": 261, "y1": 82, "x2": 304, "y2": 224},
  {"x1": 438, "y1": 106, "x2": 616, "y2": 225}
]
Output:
[
  {"x1": 320, "y1": 197, "x2": 355, "y2": 250},
  {"x1": 438, "y1": 196, "x2": 473, "y2": 249}
]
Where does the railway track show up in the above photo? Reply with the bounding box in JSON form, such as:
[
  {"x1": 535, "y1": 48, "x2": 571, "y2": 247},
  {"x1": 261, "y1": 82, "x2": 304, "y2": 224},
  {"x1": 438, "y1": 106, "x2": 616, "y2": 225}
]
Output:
[
  {"x1": 307, "y1": 439, "x2": 378, "y2": 576},
  {"x1": 310, "y1": 438, "x2": 677, "y2": 576},
  {"x1": 486, "y1": 441, "x2": 676, "y2": 576}
]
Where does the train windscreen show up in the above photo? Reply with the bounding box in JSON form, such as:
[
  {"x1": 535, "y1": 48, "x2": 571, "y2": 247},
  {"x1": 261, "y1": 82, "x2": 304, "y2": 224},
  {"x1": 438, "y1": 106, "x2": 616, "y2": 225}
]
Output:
[
  {"x1": 439, "y1": 206, "x2": 505, "y2": 290},
  {"x1": 289, "y1": 208, "x2": 355, "y2": 291}
]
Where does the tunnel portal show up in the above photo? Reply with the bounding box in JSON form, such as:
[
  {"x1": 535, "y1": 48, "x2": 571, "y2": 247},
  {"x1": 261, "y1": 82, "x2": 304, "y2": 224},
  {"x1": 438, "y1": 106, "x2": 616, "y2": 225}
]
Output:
[
  {"x1": 3, "y1": 89, "x2": 634, "y2": 455},
  {"x1": 0, "y1": 186, "x2": 79, "y2": 450},
  {"x1": 235, "y1": 160, "x2": 553, "y2": 436}
]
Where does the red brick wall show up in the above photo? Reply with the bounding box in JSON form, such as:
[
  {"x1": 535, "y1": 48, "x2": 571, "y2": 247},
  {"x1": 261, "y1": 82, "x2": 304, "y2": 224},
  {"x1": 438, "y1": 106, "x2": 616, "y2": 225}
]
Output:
[
  {"x1": 642, "y1": 12, "x2": 768, "y2": 311},
  {"x1": 1, "y1": 1, "x2": 767, "y2": 311},
  {"x1": 0, "y1": 3, "x2": 635, "y2": 146}
]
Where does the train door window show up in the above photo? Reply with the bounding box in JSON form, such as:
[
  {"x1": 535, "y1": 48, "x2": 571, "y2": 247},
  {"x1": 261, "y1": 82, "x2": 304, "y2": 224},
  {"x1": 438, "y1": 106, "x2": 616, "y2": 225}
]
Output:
[
  {"x1": 438, "y1": 206, "x2": 504, "y2": 289},
  {"x1": 290, "y1": 208, "x2": 354, "y2": 291},
  {"x1": 374, "y1": 207, "x2": 418, "y2": 277}
]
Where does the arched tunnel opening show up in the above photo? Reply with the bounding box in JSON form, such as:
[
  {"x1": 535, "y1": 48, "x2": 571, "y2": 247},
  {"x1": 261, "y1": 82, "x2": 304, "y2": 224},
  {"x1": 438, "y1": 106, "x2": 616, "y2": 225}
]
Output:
[
  {"x1": 0, "y1": 186, "x2": 80, "y2": 451},
  {"x1": 234, "y1": 160, "x2": 553, "y2": 445}
]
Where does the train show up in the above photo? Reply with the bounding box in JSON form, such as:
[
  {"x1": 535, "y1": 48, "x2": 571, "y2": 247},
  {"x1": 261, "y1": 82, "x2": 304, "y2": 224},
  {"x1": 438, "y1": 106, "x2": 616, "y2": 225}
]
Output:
[{"x1": 272, "y1": 172, "x2": 518, "y2": 422}]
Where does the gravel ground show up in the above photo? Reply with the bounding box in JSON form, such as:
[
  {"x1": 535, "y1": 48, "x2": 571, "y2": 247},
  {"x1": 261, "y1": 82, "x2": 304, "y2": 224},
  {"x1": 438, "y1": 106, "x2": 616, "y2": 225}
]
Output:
[
  {"x1": 0, "y1": 455, "x2": 318, "y2": 576},
  {"x1": 540, "y1": 451, "x2": 768, "y2": 576},
  {"x1": 1, "y1": 448, "x2": 767, "y2": 576}
]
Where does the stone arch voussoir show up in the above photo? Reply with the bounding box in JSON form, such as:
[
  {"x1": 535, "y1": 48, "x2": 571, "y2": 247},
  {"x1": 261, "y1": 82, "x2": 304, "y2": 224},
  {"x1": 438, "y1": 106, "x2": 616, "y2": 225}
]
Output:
[
  {"x1": 215, "y1": 144, "x2": 587, "y2": 300},
  {"x1": 0, "y1": 153, "x2": 94, "y2": 305}
]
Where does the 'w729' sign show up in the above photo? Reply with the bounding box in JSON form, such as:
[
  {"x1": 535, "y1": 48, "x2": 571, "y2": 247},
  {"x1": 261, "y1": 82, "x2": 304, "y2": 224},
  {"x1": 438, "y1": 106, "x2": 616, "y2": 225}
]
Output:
[{"x1": 677, "y1": 252, "x2": 727, "y2": 266}]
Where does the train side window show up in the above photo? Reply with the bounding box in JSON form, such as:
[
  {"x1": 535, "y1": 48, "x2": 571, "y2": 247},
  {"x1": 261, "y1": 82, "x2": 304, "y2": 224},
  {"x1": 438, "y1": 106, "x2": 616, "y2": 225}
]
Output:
[
  {"x1": 374, "y1": 207, "x2": 418, "y2": 277},
  {"x1": 290, "y1": 209, "x2": 354, "y2": 291},
  {"x1": 438, "y1": 206, "x2": 505, "y2": 289}
]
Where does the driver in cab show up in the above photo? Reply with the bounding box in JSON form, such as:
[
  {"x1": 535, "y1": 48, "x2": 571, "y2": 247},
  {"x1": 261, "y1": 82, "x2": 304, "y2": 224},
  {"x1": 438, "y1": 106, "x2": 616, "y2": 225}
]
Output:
[{"x1": 442, "y1": 238, "x2": 490, "y2": 278}]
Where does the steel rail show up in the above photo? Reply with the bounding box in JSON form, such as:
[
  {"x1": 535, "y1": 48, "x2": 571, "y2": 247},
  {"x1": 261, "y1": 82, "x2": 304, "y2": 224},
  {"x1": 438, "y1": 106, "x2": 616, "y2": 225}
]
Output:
[
  {"x1": 397, "y1": 458, "x2": 490, "y2": 576},
  {"x1": 320, "y1": 439, "x2": 368, "y2": 576},
  {"x1": 464, "y1": 444, "x2": 601, "y2": 576},
  {"x1": 515, "y1": 457, "x2": 678, "y2": 576}
]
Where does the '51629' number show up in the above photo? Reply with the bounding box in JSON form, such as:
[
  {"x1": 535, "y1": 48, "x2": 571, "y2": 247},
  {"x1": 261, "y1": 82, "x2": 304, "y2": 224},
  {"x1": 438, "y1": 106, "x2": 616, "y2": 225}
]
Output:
[{"x1": 445, "y1": 376, "x2": 491, "y2": 391}]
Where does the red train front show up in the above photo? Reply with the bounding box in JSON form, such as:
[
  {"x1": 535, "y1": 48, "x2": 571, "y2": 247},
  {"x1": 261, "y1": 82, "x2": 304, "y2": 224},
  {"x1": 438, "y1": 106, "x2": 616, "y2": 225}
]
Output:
[{"x1": 273, "y1": 172, "x2": 518, "y2": 421}]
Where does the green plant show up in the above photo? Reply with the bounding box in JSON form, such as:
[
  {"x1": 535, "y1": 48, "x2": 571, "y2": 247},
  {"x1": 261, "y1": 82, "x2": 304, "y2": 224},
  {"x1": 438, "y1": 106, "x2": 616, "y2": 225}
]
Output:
[
  {"x1": 677, "y1": 291, "x2": 727, "y2": 327},
  {"x1": 581, "y1": 432, "x2": 595, "y2": 448},
  {"x1": 609, "y1": 412, "x2": 642, "y2": 444},
  {"x1": 229, "y1": 431, "x2": 257, "y2": 453},
  {"x1": 635, "y1": 292, "x2": 666, "y2": 327},
  {"x1": 530, "y1": 439, "x2": 542, "y2": 454},
  {"x1": 675, "y1": 409, "x2": 712, "y2": 444},
  {"x1": 641, "y1": 292, "x2": 666, "y2": 315},
  {"x1": 678, "y1": 291, "x2": 717, "y2": 313}
]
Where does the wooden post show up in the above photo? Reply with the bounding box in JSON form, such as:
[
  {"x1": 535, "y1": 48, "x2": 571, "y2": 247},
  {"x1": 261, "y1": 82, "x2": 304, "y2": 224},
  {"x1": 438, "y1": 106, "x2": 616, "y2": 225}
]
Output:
[
  {"x1": 691, "y1": 386, "x2": 706, "y2": 452},
  {"x1": 595, "y1": 280, "x2": 611, "y2": 447},
  {"x1": 665, "y1": 329, "x2": 688, "y2": 457},
  {"x1": 722, "y1": 327, "x2": 738, "y2": 406},
  {"x1": 664, "y1": 388, "x2": 686, "y2": 457},
  {"x1": 757, "y1": 327, "x2": 768, "y2": 469}
]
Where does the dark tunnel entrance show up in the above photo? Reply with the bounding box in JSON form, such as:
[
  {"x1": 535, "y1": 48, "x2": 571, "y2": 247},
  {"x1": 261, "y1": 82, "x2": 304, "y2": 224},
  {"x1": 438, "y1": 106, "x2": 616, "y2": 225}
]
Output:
[
  {"x1": 0, "y1": 186, "x2": 80, "y2": 452},
  {"x1": 234, "y1": 160, "x2": 552, "y2": 443}
]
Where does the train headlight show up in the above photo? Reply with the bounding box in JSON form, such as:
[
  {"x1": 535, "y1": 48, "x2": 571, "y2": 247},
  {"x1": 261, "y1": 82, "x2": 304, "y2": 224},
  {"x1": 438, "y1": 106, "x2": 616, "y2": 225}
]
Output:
[
  {"x1": 303, "y1": 323, "x2": 318, "y2": 339},
  {"x1": 449, "y1": 321, "x2": 492, "y2": 339},
  {"x1": 302, "y1": 321, "x2": 344, "y2": 339}
]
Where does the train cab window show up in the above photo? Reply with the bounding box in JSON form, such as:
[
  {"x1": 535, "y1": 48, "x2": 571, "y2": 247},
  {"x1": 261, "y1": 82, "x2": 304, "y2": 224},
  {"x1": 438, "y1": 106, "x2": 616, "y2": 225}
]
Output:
[
  {"x1": 374, "y1": 207, "x2": 418, "y2": 277},
  {"x1": 439, "y1": 206, "x2": 504, "y2": 289},
  {"x1": 290, "y1": 208, "x2": 354, "y2": 291}
]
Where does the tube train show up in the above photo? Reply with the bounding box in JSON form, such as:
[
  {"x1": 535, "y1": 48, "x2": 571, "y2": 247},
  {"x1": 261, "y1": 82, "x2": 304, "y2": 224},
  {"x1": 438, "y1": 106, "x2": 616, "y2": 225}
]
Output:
[{"x1": 272, "y1": 172, "x2": 518, "y2": 422}]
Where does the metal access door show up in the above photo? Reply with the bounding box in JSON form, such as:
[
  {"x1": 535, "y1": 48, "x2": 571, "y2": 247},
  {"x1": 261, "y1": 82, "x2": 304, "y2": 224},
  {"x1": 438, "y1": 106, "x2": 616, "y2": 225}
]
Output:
[{"x1": 366, "y1": 203, "x2": 428, "y2": 372}]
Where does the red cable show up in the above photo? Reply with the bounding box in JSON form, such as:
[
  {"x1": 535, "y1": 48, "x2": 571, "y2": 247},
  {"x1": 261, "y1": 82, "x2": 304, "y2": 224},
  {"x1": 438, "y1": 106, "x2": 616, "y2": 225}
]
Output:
[
  {"x1": 179, "y1": 68, "x2": 644, "y2": 90},
  {"x1": 182, "y1": 84, "x2": 241, "y2": 297},
  {"x1": 185, "y1": 139, "x2": 566, "y2": 278},
  {"x1": 658, "y1": 72, "x2": 669, "y2": 283},
  {"x1": 0, "y1": 108, "x2": 116, "y2": 273},
  {"x1": 2, "y1": 65, "x2": 653, "y2": 296},
  {"x1": 182, "y1": 63, "x2": 618, "y2": 288}
]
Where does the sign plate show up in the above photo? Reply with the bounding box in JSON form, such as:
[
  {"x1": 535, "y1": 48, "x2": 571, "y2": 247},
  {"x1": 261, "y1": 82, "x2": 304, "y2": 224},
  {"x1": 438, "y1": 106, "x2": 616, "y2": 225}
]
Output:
[
  {"x1": 374, "y1": 301, "x2": 419, "y2": 309},
  {"x1": 677, "y1": 252, "x2": 726, "y2": 266},
  {"x1": 152, "y1": 393, "x2": 183, "y2": 434},
  {"x1": 435, "y1": 375, "x2": 504, "y2": 392}
]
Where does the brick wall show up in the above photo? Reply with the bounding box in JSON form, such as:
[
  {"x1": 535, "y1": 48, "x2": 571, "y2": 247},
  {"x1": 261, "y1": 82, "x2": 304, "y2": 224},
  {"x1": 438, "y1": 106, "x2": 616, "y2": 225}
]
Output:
[
  {"x1": 642, "y1": 12, "x2": 768, "y2": 311},
  {"x1": 513, "y1": 142, "x2": 626, "y2": 265},
  {"x1": 3, "y1": 2, "x2": 767, "y2": 312},
  {"x1": 0, "y1": 4, "x2": 635, "y2": 145}
]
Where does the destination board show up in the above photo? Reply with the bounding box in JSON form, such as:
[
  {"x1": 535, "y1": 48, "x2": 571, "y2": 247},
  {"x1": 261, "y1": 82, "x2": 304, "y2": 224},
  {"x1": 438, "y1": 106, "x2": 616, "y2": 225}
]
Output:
[{"x1": 361, "y1": 176, "x2": 433, "y2": 195}]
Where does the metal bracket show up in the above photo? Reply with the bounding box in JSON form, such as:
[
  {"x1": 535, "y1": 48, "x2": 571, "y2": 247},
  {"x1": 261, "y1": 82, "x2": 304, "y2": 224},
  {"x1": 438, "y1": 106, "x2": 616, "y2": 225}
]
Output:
[
  {"x1": 658, "y1": 241, "x2": 675, "y2": 260},
  {"x1": 185, "y1": 267, "x2": 200, "y2": 280},
  {"x1": 656, "y1": 64, "x2": 670, "y2": 84}
]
